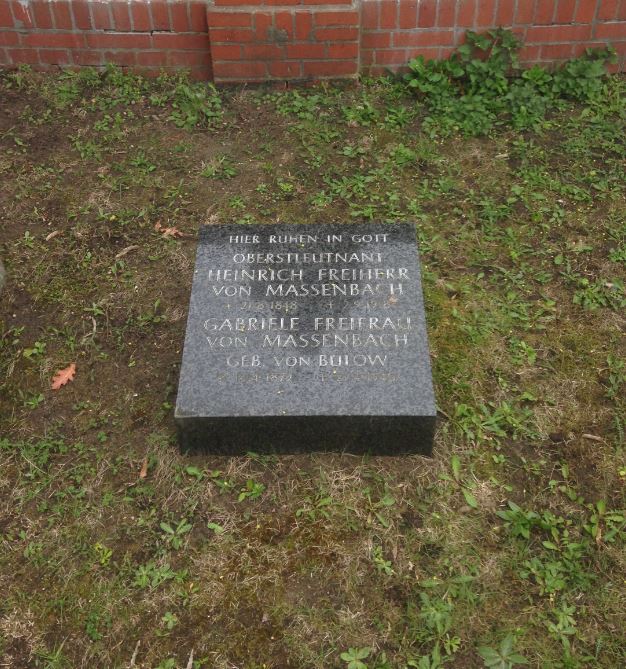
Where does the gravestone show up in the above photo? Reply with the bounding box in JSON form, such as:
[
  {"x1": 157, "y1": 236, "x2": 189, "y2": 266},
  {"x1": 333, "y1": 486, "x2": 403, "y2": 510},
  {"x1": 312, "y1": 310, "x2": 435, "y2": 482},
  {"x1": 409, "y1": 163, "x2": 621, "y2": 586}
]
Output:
[{"x1": 175, "y1": 223, "x2": 436, "y2": 455}]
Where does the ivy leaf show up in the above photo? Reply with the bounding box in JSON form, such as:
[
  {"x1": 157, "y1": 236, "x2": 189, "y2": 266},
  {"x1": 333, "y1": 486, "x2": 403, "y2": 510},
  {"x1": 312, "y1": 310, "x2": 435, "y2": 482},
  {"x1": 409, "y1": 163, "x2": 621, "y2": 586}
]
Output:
[
  {"x1": 160, "y1": 522, "x2": 174, "y2": 535},
  {"x1": 451, "y1": 454, "x2": 461, "y2": 481},
  {"x1": 185, "y1": 465, "x2": 204, "y2": 480},
  {"x1": 139, "y1": 458, "x2": 149, "y2": 479},
  {"x1": 207, "y1": 522, "x2": 224, "y2": 534},
  {"x1": 462, "y1": 488, "x2": 478, "y2": 508}
]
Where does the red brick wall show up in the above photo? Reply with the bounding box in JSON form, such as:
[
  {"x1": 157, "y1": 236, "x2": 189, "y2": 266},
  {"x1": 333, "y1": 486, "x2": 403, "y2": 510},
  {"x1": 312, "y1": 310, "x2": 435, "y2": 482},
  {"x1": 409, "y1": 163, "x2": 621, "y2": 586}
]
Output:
[
  {"x1": 0, "y1": 1, "x2": 212, "y2": 78},
  {"x1": 0, "y1": 1, "x2": 624, "y2": 82},
  {"x1": 361, "y1": 0, "x2": 626, "y2": 75},
  {"x1": 207, "y1": 4, "x2": 360, "y2": 82}
]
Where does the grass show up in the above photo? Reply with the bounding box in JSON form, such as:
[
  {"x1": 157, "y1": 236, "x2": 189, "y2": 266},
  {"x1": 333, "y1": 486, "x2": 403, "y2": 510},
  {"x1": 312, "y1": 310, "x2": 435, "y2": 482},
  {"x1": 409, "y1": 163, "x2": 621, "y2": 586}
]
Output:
[{"x1": 0, "y1": 61, "x2": 625, "y2": 669}]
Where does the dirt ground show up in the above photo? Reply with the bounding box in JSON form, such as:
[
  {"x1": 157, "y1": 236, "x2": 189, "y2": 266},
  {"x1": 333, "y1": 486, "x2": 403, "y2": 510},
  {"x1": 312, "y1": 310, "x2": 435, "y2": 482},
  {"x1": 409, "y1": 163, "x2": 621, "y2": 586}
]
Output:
[{"x1": 0, "y1": 66, "x2": 625, "y2": 669}]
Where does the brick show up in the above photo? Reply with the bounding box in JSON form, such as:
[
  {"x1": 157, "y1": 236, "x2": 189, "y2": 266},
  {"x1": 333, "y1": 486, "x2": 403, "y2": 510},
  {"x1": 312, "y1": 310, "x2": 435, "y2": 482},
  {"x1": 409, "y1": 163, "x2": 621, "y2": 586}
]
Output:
[
  {"x1": 515, "y1": 0, "x2": 536, "y2": 24},
  {"x1": 32, "y1": 1, "x2": 53, "y2": 29},
  {"x1": 85, "y1": 33, "x2": 152, "y2": 49},
  {"x1": 285, "y1": 43, "x2": 326, "y2": 58},
  {"x1": 212, "y1": 44, "x2": 243, "y2": 60},
  {"x1": 213, "y1": 61, "x2": 267, "y2": 79},
  {"x1": 375, "y1": 48, "x2": 410, "y2": 64},
  {"x1": 12, "y1": 1, "x2": 34, "y2": 28},
  {"x1": 51, "y1": 1, "x2": 72, "y2": 29},
  {"x1": 328, "y1": 42, "x2": 359, "y2": 58},
  {"x1": 571, "y1": 41, "x2": 607, "y2": 55},
  {"x1": 365, "y1": 65, "x2": 388, "y2": 76},
  {"x1": 496, "y1": 0, "x2": 515, "y2": 25},
  {"x1": 575, "y1": 1, "x2": 597, "y2": 22},
  {"x1": 23, "y1": 32, "x2": 85, "y2": 48},
  {"x1": 417, "y1": 0, "x2": 435, "y2": 27},
  {"x1": 152, "y1": 33, "x2": 208, "y2": 50},
  {"x1": 111, "y1": 1, "x2": 131, "y2": 31},
  {"x1": 72, "y1": 0, "x2": 92, "y2": 30},
  {"x1": 104, "y1": 51, "x2": 137, "y2": 67},
  {"x1": 619, "y1": 1, "x2": 626, "y2": 20},
  {"x1": 315, "y1": 11, "x2": 358, "y2": 26},
  {"x1": 7, "y1": 48, "x2": 40, "y2": 64},
  {"x1": 361, "y1": 48, "x2": 375, "y2": 65},
  {"x1": 0, "y1": 31, "x2": 20, "y2": 47},
  {"x1": 295, "y1": 12, "x2": 313, "y2": 39},
  {"x1": 170, "y1": 2, "x2": 190, "y2": 31},
  {"x1": 595, "y1": 21, "x2": 626, "y2": 37},
  {"x1": 264, "y1": 0, "x2": 299, "y2": 6},
  {"x1": 131, "y1": 1, "x2": 151, "y2": 31},
  {"x1": 534, "y1": 0, "x2": 555, "y2": 24},
  {"x1": 73, "y1": 49, "x2": 104, "y2": 66},
  {"x1": 399, "y1": 0, "x2": 418, "y2": 29},
  {"x1": 518, "y1": 44, "x2": 542, "y2": 61},
  {"x1": 302, "y1": 60, "x2": 358, "y2": 76},
  {"x1": 145, "y1": 64, "x2": 173, "y2": 76},
  {"x1": 150, "y1": 1, "x2": 171, "y2": 31},
  {"x1": 242, "y1": 44, "x2": 284, "y2": 59},
  {"x1": 255, "y1": 12, "x2": 272, "y2": 38},
  {"x1": 0, "y1": 4, "x2": 13, "y2": 28},
  {"x1": 136, "y1": 51, "x2": 169, "y2": 67},
  {"x1": 275, "y1": 11, "x2": 294, "y2": 38},
  {"x1": 361, "y1": 1, "x2": 379, "y2": 29},
  {"x1": 598, "y1": 0, "x2": 620, "y2": 20},
  {"x1": 92, "y1": 1, "x2": 113, "y2": 29},
  {"x1": 38, "y1": 49, "x2": 71, "y2": 65},
  {"x1": 379, "y1": 1, "x2": 398, "y2": 29},
  {"x1": 303, "y1": 0, "x2": 352, "y2": 3},
  {"x1": 476, "y1": 0, "x2": 496, "y2": 26},
  {"x1": 210, "y1": 28, "x2": 255, "y2": 43},
  {"x1": 208, "y1": 11, "x2": 253, "y2": 27},
  {"x1": 394, "y1": 29, "x2": 455, "y2": 46},
  {"x1": 362, "y1": 32, "x2": 390, "y2": 48},
  {"x1": 542, "y1": 43, "x2": 575, "y2": 58},
  {"x1": 457, "y1": 0, "x2": 476, "y2": 27},
  {"x1": 189, "y1": 2, "x2": 209, "y2": 31},
  {"x1": 554, "y1": 0, "x2": 576, "y2": 24},
  {"x1": 314, "y1": 27, "x2": 359, "y2": 40},
  {"x1": 168, "y1": 50, "x2": 211, "y2": 66},
  {"x1": 269, "y1": 61, "x2": 302, "y2": 78},
  {"x1": 526, "y1": 24, "x2": 592, "y2": 41},
  {"x1": 608, "y1": 38, "x2": 626, "y2": 53},
  {"x1": 188, "y1": 66, "x2": 213, "y2": 80},
  {"x1": 438, "y1": 0, "x2": 456, "y2": 27},
  {"x1": 405, "y1": 46, "x2": 440, "y2": 60},
  {"x1": 215, "y1": 0, "x2": 257, "y2": 5}
]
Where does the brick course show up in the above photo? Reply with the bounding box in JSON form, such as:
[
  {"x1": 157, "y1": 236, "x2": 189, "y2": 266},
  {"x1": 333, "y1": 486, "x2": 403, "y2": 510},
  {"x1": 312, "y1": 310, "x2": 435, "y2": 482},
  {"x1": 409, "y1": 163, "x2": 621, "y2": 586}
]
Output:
[
  {"x1": 361, "y1": 0, "x2": 626, "y2": 76},
  {"x1": 1, "y1": 1, "x2": 213, "y2": 78},
  {"x1": 0, "y1": 1, "x2": 623, "y2": 82}
]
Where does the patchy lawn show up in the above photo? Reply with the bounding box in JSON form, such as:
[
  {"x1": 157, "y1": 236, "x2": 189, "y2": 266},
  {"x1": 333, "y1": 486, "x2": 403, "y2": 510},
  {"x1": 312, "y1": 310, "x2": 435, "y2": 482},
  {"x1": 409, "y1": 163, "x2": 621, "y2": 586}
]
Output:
[{"x1": 0, "y1": 65, "x2": 625, "y2": 669}]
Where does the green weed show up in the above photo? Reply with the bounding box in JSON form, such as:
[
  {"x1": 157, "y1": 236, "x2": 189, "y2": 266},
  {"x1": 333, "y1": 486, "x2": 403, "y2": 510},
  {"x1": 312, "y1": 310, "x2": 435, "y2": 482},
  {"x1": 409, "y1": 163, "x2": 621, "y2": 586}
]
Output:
[
  {"x1": 405, "y1": 29, "x2": 617, "y2": 136},
  {"x1": 478, "y1": 634, "x2": 528, "y2": 668}
]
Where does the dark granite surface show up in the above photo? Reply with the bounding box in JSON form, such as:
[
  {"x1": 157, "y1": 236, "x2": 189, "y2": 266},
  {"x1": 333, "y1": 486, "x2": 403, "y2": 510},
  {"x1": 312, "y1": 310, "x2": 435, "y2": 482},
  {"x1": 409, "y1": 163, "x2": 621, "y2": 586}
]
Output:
[{"x1": 175, "y1": 223, "x2": 436, "y2": 454}]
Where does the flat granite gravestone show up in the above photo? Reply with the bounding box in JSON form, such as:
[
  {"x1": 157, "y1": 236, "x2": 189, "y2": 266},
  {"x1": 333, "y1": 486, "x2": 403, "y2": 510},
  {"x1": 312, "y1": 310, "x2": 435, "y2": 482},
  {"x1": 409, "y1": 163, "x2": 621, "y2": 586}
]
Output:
[{"x1": 175, "y1": 222, "x2": 436, "y2": 455}]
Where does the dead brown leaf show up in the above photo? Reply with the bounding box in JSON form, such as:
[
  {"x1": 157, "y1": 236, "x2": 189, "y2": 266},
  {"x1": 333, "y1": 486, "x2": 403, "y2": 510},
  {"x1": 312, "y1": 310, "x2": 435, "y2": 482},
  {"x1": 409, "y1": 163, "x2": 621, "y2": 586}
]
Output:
[
  {"x1": 115, "y1": 245, "x2": 139, "y2": 260},
  {"x1": 51, "y1": 363, "x2": 76, "y2": 390},
  {"x1": 154, "y1": 222, "x2": 184, "y2": 238},
  {"x1": 139, "y1": 457, "x2": 148, "y2": 479}
]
